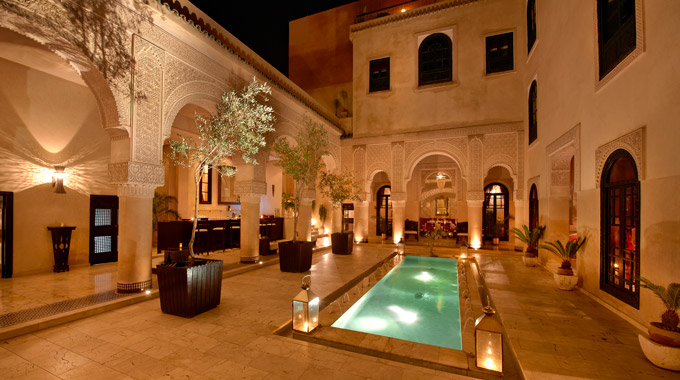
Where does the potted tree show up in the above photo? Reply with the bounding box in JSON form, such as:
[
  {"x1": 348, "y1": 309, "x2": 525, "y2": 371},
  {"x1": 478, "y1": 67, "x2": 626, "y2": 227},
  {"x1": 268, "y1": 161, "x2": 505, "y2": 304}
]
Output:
[
  {"x1": 638, "y1": 277, "x2": 680, "y2": 370},
  {"x1": 318, "y1": 204, "x2": 328, "y2": 232},
  {"x1": 273, "y1": 115, "x2": 329, "y2": 272},
  {"x1": 319, "y1": 170, "x2": 360, "y2": 254},
  {"x1": 512, "y1": 225, "x2": 545, "y2": 267},
  {"x1": 161, "y1": 78, "x2": 275, "y2": 317},
  {"x1": 152, "y1": 191, "x2": 179, "y2": 251},
  {"x1": 540, "y1": 236, "x2": 586, "y2": 290}
]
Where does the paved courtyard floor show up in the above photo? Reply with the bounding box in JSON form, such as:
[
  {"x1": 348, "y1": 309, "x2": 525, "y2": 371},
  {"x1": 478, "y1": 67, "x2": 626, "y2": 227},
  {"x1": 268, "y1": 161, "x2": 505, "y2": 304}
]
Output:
[{"x1": 0, "y1": 244, "x2": 676, "y2": 379}]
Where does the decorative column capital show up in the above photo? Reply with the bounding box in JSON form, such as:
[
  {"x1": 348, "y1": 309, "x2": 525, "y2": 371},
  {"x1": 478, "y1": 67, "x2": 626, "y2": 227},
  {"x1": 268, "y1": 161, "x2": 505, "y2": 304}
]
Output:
[
  {"x1": 390, "y1": 191, "x2": 406, "y2": 203},
  {"x1": 234, "y1": 180, "x2": 267, "y2": 197},
  {"x1": 109, "y1": 161, "x2": 164, "y2": 187},
  {"x1": 117, "y1": 183, "x2": 155, "y2": 198},
  {"x1": 466, "y1": 191, "x2": 484, "y2": 202}
]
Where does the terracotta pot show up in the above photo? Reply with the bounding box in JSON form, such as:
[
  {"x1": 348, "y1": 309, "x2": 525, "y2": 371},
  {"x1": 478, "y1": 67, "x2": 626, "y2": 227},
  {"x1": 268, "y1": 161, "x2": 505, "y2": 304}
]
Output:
[
  {"x1": 649, "y1": 323, "x2": 680, "y2": 347},
  {"x1": 639, "y1": 334, "x2": 680, "y2": 371}
]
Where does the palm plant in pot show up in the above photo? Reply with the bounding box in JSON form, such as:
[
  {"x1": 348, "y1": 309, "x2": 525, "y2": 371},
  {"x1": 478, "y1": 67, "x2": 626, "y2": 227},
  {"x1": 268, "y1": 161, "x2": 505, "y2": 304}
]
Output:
[
  {"x1": 273, "y1": 115, "x2": 329, "y2": 272},
  {"x1": 512, "y1": 225, "x2": 545, "y2": 267},
  {"x1": 638, "y1": 277, "x2": 680, "y2": 370},
  {"x1": 162, "y1": 78, "x2": 275, "y2": 317},
  {"x1": 540, "y1": 236, "x2": 586, "y2": 290},
  {"x1": 319, "y1": 170, "x2": 360, "y2": 255}
]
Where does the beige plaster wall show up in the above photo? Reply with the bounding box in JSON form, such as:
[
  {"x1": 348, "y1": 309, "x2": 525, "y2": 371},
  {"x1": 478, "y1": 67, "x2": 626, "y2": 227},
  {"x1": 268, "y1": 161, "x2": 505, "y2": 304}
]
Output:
[
  {"x1": 526, "y1": 0, "x2": 680, "y2": 326},
  {"x1": 351, "y1": 0, "x2": 524, "y2": 138},
  {"x1": 0, "y1": 58, "x2": 113, "y2": 275}
]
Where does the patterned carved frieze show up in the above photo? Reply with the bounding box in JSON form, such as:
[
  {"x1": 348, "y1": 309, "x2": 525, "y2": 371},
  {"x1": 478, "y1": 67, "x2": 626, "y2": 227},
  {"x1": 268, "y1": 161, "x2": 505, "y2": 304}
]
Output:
[
  {"x1": 391, "y1": 142, "x2": 405, "y2": 192},
  {"x1": 341, "y1": 146, "x2": 353, "y2": 172},
  {"x1": 595, "y1": 127, "x2": 645, "y2": 188},
  {"x1": 233, "y1": 180, "x2": 267, "y2": 196},
  {"x1": 117, "y1": 183, "x2": 156, "y2": 198},
  {"x1": 366, "y1": 144, "x2": 391, "y2": 179},
  {"x1": 468, "y1": 136, "x2": 483, "y2": 191},
  {"x1": 354, "y1": 146, "x2": 366, "y2": 185},
  {"x1": 109, "y1": 162, "x2": 164, "y2": 186},
  {"x1": 405, "y1": 139, "x2": 468, "y2": 179},
  {"x1": 132, "y1": 36, "x2": 163, "y2": 164}
]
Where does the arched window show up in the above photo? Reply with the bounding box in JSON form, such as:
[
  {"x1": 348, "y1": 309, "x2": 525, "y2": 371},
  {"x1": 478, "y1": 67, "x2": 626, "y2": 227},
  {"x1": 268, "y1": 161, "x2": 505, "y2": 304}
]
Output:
[
  {"x1": 484, "y1": 183, "x2": 509, "y2": 241},
  {"x1": 376, "y1": 185, "x2": 392, "y2": 236},
  {"x1": 418, "y1": 33, "x2": 452, "y2": 86},
  {"x1": 528, "y1": 81, "x2": 537, "y2": 145},
  {"x1": 529, "y1": 184, "x2": 539, "y2": 231},
  {"x1": 601, "y1": 149, "x2": 640, "y2": 308},
  {"x1": 527, "y1": 0, "x2": 537, "y2": 53},
  {"x1": 597, "y1": 0, "x2": 636, "y2": 79}
]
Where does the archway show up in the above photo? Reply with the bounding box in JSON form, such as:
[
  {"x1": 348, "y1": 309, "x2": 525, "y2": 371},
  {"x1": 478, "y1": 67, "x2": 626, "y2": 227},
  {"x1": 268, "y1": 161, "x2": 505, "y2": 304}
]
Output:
[
  {"x1": 483, "y1": 183, "x2": 509, "y2": 241},
  {"x1": 376, "y1": 185, "x2": 392, "y2": 237}
]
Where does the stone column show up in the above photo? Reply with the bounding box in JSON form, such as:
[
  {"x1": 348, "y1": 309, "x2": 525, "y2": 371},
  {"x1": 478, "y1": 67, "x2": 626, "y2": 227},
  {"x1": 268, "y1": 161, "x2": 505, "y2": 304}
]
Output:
[
  {"x1": 297, "y1": 188, "x2": 316, "y2": 241},
  {"x1": 467, "y1": 191, "x2": 484, "y2": 249},
  {"x1": 513, "y1": 199, "x2": 525, "y2": 251},
  {"x1": 117, "y1": 183, "x2": 154, "y2": 293},
  {"x1": 354, "y1": 198, "x2": 369, "y2": 243},
  {"x1": 238, "y1": 193, "x2": 263, "y2": 263},
  {"x1": 391, "y1": 192, "x2": 406, "y2": 244}
]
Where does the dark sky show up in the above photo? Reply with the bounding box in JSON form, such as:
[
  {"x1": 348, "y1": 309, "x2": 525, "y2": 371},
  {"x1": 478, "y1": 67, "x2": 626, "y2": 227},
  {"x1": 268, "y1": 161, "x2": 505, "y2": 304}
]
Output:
[{"x1": 189, "y1": 1, "x2": 355, "y2": 76}]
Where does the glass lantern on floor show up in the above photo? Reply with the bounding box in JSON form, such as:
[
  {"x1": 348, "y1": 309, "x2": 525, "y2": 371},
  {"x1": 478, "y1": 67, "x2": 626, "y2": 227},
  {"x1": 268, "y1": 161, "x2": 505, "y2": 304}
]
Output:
[
  {"x1": 397, "y1": 237, "x2": 405, "y2": 255},
  {"x1": 292, "y1": 275, "x2": 319, "y2": 333},
  {"x1": 475, "y1": 306, "x2": 503, "y2": 373}
]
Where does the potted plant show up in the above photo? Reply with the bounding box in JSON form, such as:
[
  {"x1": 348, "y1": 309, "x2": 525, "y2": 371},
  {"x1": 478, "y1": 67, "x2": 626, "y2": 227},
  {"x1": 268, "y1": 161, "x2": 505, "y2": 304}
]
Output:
[
  {"x1": 638, "y1": 277, "x2": 680, "y2": 370},
  {"x1": 424, "y1": 224, "x2": 445, "y2": 257},
  {"x1": 540, "y1": 236, "x2": 586, "y2": 290},
  {"x1": 319, "y1": 170, "x2": 360, "y2": 254},
  {"x1": 152, "y1": 191, "x2": 179, "y2": 249},
  {"x1": 512, "y1": 225, "x2": 545, "y2": 267},
  {"x1": 318, "y1": 204, "x2": 328, "y2": 231},
  {"x1": 162, "y1": 78, "x2": 275, "y2": 317},
  {"x1": 281, "y1": 193, "x2": 295, "y2": 217},
  {"x1": 273, "y1": 115, "x2": 329, "y2": 272}
]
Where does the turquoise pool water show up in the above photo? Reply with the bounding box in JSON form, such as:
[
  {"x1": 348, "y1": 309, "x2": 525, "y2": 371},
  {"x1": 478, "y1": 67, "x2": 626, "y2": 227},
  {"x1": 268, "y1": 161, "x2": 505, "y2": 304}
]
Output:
[{"x1": 331, "y1": 256, "x2": 461, "y2": 350}]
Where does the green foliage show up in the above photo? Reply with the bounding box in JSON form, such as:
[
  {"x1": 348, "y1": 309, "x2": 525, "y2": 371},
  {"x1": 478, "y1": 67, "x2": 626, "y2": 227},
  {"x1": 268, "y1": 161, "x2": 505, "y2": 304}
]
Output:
[
  {"x1": 639, "y1": 277, "x2": 680, "y2": 329},
  {"x1": 153, "y1": 192, "x2": 179, "y2": 230},
  {"x1": 540, "y1": 237, "x2": 587, "y2": 269},
  {"x1": 167, "y1": 78, "x2": 276, "y2": 257},
  {"x1": 273, "y1": 115, "x2": 329, "y2": 241},
  {"x1": 319, "y1": 171, "x2": 361, "y2": 209},
  {"x1": 318, "y1": 204, "x2": 328, "y2": 226},
  {"x1": 281, "y1": 193, "x2": 295, "y2": 211},
  {"x1": 512, "y1": 225, "x2": 545, "y2": 256}
]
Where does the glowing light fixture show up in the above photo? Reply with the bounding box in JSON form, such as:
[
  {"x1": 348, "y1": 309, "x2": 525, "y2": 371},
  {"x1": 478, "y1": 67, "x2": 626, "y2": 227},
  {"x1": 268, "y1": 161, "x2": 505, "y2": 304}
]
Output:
[
  {"x1": 475, "y1": 306, "x2": 503, "y2": 373},
  {"x1": 397, "y1": 237, "x2": 405, "y2": 255},
  {"x1": 401, "y1": 8, "x2": 406, "y2": 12},
  {"x1": 292, "y1": 275, "x2": 319, "y2": 333},
  {"x1": 460, "y1": 243, "x2": 468, "y2": 260},
  {"x1": 388, "y1": 305, "x2": 417, "y2": 323},
  {"x1": 415, "y1": 271, "x2": 433, "y2": 282},
  {"x1": 52, "y1": 165, "x2": 66, "y2": 194}
]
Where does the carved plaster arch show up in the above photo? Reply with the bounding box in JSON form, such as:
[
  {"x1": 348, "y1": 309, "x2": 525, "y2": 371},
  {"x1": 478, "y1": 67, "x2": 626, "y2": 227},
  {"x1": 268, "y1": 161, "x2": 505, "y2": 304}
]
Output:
[
  {"x1": 365, "y1": 169, "x2": 391, "y2": 202},
  {"x1": 420, "y1": 188, "x2": 456, "y2": 202},
  {"x1": 405, "y1": 142, "x2": 467, "y2": 181},
  {"x1": 0, "y1": 20, "x2": 126, "y2": 135},
  {"x1": 162, "y1": 81, "x2": 224, "y2": 140},
  {"x1": 595, "y1": 127, "x2": 645, "y2": 189},
  {"x1": 484, "y1": 158, "x2": 519, "y2": 199}
]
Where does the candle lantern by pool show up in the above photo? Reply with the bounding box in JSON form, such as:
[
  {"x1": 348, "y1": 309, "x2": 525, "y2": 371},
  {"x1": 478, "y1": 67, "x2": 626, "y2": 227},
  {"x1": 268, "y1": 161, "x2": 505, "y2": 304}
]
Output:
[
  {"x1": 292, "y1": 275, "x2": 319, "y2": 333},
  {"x1": 475, "y1": 306, "x2": 503, "y2": 373},
  {"x1": 459, "y1": 243, "x2": 468, "y2": 259},
  {"x1": 397, "y1": 237, "x2": 405, "y2": 255}
]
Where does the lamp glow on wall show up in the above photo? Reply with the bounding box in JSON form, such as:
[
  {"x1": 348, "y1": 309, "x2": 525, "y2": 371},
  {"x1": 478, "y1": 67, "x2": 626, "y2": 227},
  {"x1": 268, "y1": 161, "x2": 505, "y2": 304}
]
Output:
[
  {"x1": 475, "y1": 306, "x2": 503, "y2": 373},
  {"x1": 397, "y1": 237, "x2": 405, "y2": 255},
  {"x1": 52, "y1": 165, "x2": 66, "y2": 194},
  {"x1": 292, "y1": 275, "x2": 319, "y2": 333}
]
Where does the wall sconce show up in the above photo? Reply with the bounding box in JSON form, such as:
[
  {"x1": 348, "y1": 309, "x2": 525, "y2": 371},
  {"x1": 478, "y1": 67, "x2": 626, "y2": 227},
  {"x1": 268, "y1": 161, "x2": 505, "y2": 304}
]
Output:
[
  {"x1": 292, "y1": 275, "x2": 319, "y2": 333},
  {"x1": 475, "y1": 306, "x2": 503, "y2": 373},
  {"x1": 52, "y1": 165, "x2": 66, "y2": 194},
  {"x1": 397, "y1": 237, "x2": 405, "y2": 255}
]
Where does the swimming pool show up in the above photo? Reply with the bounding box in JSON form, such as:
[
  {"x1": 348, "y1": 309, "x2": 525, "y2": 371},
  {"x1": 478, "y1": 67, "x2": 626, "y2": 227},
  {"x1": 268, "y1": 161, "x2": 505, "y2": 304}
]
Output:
[{"x1": 331, "y1": 256, "x2": 462, "y2": 350}]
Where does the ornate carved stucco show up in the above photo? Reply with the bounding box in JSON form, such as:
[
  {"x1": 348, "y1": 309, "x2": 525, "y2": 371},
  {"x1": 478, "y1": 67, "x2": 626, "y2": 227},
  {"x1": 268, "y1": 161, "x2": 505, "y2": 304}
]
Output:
[
  {"x1": 234, "y1": 180, "x2": 267, "y2": 197},
  {"x1": 595, "y1": 127, "x2": 645, "y2": 188},
  {"x1": 341, "y1": 146, "x2": 353, "y2": 173},
  {"x1": 109, "y1": 162, "x2": 164, "y2": 186},
  {"x1": 132, "y1": 36, "x2": 163, "y2": 164},
  {"x1": 404, "y1": 139, "x2": 468, "y2": 180},
  {"x1": 546, "y1": 124, "x2": 580, "y2": 194},
  {"x1": 468, "y1": 136, "x2": 483, "y2": 192},
  {"x1": 366, "y1": 144, "x2": 391, "y2": 180},
  {"x1": 162, "y1": 81, "x2": 223, "y2": 140},
  {"x1": 391, "y1": 142, "x2": 405, "y2": 192}
]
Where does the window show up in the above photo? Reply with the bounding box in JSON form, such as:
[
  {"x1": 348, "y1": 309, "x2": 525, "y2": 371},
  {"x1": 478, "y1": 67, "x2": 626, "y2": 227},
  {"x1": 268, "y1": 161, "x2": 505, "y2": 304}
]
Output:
[
  {"x1": 529, "y1": 184, "x2": 538, "y2": 231},
  {"x1": 597, "y1": 0, "x2": 636, "y2": 79},
  {"x1": 483, "y1": 183, "x2": 509, "y2": 241},
  {"x1": 217, "y1": 166, "x2": 237, "y2": 204},
  {"x1": 528, "y1": 81, "x2": 537, "y2": 144},
  {"x1": 486, "y1": 32, "x2": 514, "y2": 74},
  {"x1": 199, "y1": 165, "x2": 212, "y2": 204},
  {"x1": 527, "y1": 0, "x2": 536, "y2": 53},
  {"x1": 369, "y1": 57, "x2": 390, "y2": 92},
  {"x1": 601, "y1": 149, "x2": 640, "y2": 308},
  {"x1": 418, "y1": 33, "x2": 452, "y2": 86}
]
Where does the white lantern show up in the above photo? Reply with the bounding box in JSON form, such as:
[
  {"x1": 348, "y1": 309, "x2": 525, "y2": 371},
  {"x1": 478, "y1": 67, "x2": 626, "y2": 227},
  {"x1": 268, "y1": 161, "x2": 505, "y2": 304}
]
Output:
[
  {"x1": 292, "y1": 275, "x2": 319, "y2": 333},
  {"x1": 397, "y1": 237, "x2": 405, "y2": 255},
  {"x1": 475, "y1": 306, "x2": 503, "y2": 373}
]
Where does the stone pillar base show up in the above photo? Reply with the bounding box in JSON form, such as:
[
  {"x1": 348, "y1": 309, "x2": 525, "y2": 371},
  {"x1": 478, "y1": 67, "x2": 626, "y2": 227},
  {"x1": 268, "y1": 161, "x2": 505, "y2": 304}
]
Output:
[
  {"x1": 240, "y1": 256, "x2": 260, "y2": 264},
  {"x1": 117, "y1": 279, "x2": 153, "y2": 294}
]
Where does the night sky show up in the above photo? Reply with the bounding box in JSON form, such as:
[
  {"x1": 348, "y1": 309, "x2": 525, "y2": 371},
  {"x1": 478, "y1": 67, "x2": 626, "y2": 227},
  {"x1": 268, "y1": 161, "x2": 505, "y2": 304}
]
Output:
[{"x1": 189, "y1": 1, "x2": 355, "y2": 76}]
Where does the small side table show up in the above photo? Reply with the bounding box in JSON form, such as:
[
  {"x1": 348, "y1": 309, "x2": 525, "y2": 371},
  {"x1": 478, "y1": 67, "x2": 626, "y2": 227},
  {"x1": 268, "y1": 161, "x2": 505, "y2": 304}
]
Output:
[{"x1": 47, "y1": 226, "x2": 76, "y2": 272}]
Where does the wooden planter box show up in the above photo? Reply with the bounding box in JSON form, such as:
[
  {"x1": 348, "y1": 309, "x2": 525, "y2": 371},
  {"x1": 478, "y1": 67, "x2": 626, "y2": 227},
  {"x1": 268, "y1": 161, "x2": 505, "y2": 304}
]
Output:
[
  {"x1": 331, "y1": 232, "x2": 353, "y2": 255},
  {"x1": 157, "y1": 259, "x2": 223, "y2": 318},
  {"x1": 279, "y1": 241, "x2": 314, "y2": 272}
]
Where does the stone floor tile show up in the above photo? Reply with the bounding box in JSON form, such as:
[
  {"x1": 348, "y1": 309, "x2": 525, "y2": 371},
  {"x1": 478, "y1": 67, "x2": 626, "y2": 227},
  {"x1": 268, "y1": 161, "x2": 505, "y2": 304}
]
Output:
[
  {"x1": 60, "y1": 361, "x2": 131, "y2": 380},
  {"x1": 0, "y1": 355, "x2": 38, "y2": 379},
  {"x1": 30, "y1": 347, "x2": 91, "y2": 375},
  {"x1": 247, "y1": 352, "x2": 311, "y2": 379}
]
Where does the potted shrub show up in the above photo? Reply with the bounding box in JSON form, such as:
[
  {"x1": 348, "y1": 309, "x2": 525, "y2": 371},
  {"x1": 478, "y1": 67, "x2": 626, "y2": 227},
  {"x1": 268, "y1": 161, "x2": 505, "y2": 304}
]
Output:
[
  {"x1": 152, "y1": 191, "x2": 179, "y2": 249},
  {"x1": 318, "y1": 204, "x2": 328, "y2": 231},
  {"x1": 319, "y1": 170, "x2": 360, "y2": 254},
  {"x1": 540, "y1": 237, "x2": 586, "y2": 290},
  {"x1": 638, "y1": 277, "x2": 680, "y2": 370},
  {"x1": 273, "y1": 115, "x2": 329, "y2": 272},
  {"x1": 162, "y1": 78, "x2": 275, "y2": 317},
  {"x1": 512, "y1": 225, "x2": 545, "y2": 267}
]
